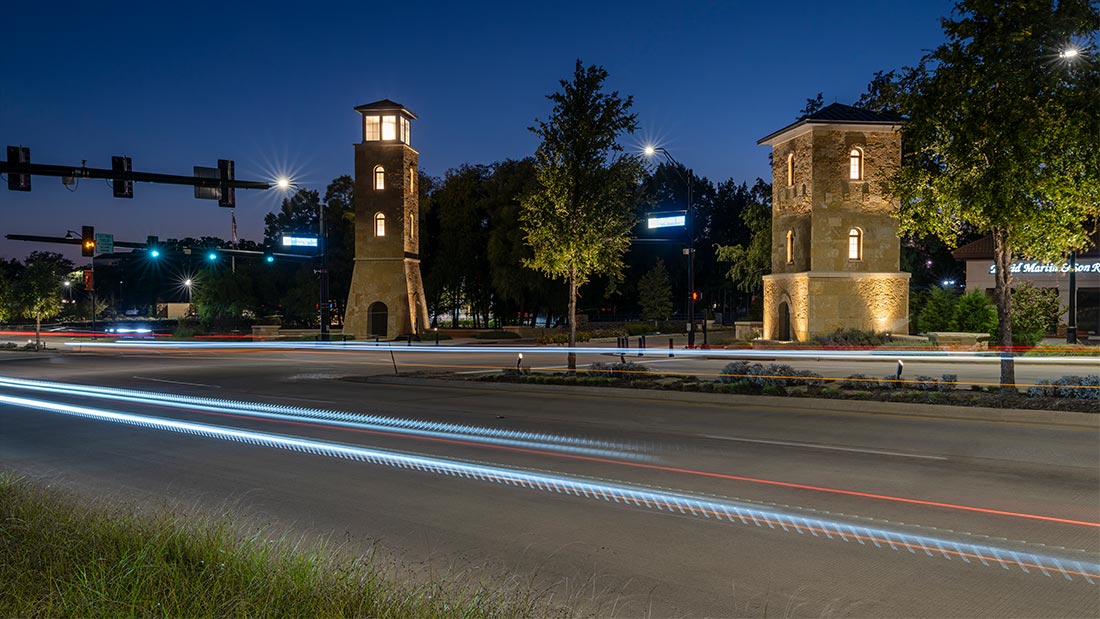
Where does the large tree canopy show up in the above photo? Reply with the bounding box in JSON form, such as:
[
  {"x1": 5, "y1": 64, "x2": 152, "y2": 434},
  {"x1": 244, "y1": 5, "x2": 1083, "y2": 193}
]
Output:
[
  {"x1": 882, "y1": 0, "x2": 1099, "y2": 390},
  {"x1": 521, "y1": 60, "x2": 645, "y2": 370}
]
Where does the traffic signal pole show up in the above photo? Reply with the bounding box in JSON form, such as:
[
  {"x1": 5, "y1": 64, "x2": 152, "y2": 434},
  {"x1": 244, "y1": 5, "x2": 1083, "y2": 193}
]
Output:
[
  {"x1": 0, "y1": 159, "x2": 270, "y2": 191},
  {"x1": 318, "y1": 201, "x2": 330, "y2": 342}
]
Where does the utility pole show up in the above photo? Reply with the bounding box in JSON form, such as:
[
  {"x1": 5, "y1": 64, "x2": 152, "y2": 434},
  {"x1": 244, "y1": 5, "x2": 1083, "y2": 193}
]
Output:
[{"x1": 318, "y1": 201, "x2": 330, "y2": 342}]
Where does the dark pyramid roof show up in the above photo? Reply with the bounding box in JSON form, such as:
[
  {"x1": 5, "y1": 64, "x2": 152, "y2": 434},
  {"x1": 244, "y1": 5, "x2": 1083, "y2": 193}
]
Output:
[
  {"x1": 354, "y1": 99, "x2": 417, "y2": 119},
  {"x1": 803, "y1": 102, "x2": 901, "y2": 123},
  {"x1": 758, "y1": 102, "x2": 901, "y2": 145}
]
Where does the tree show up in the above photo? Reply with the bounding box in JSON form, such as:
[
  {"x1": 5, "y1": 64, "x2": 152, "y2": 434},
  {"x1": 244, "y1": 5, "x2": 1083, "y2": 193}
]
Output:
[
  {"x1": 716, "y1": 179, "x2": 772, "y2": 301},
  {"x1": 637, "y1": 259, "x2": 673, "y2": 322},
  {"x1": 521, "y1": 60, "x2": 646, "y2": 371},
  {"x1": 16, "y1": 252, "x2": 73, "y2": 349},
  {"x1": 798, "y1": 92, "x2": 825, "y2": 118},
  {"x1": 882, "y1": 0, "x2": 1100, "y2": 391}
]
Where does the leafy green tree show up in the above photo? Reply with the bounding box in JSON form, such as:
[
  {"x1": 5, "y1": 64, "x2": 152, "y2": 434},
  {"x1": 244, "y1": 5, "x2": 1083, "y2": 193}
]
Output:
[
  {"x1": 880, "y1": 0, "x2": 1099, "y2": 391},
  {"x1": 717, "y1": 179, "x2": 772, "y2": 299},
  {"x1": 521, "y1": 61, "x2": 646, "y2": 370},
  {"x1": 1011, "y1": 282, "x2": 1062, "y2": 346},
  {"x1": 323, "y1": 175, "x2": 356, "y2": 325},
  {"x1": 917, "y1": 286, "x2": 958, "y2": 334},
  {"x1": 637, "y1": 259, "x2": 673, "y2": 322},
  {"x1": 951, "y1": 290, "x2": 998, "y2": 337},
  {"x1": 16, "y1": 252, "x2": 73, "y2": 349}
]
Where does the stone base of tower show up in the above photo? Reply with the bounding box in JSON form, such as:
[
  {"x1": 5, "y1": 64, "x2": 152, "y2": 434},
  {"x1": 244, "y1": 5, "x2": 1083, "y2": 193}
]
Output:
[
  {"x1": 344, "y1": 257, "x2": 429, "y2": 341},
  {"x1": 762, "y1": 272, "x2": 910, "y2": 342}
]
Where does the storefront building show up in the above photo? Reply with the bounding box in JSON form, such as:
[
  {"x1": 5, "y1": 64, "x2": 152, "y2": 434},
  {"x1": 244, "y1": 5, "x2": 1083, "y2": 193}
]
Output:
[{"x1": 952, "y1": 233, "x2": 1100, "y2": 339}]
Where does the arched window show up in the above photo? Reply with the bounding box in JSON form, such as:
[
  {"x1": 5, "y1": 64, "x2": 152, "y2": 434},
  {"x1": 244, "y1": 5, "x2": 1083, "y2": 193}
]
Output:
[
  {"x1": 374, "y1": 212, "x2": 386, "y2": 237},
  {"x1": 409, "y1": 166, "x2": 415, "y2": 192},
  {"x1": 786, "y1": 230, "x2": 794, "y2": 264},
  {"x1": 849, "y1": 148, "x2": 863, "y2": 180},
  {"x1": 848, "y1": 227, "x2": 862, "y2": 260},
  {"x1": 374, "y1": 165, "x2": 385, "y2": 190},
  {"x1": 786, "y1": 153, "x2": 794, "y2": 187}
]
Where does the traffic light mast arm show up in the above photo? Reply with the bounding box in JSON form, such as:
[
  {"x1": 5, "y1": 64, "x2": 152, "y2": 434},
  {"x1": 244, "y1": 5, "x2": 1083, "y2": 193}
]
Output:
[{"x1": 0, "y1": 160, "x2": 270, "y2": 190}]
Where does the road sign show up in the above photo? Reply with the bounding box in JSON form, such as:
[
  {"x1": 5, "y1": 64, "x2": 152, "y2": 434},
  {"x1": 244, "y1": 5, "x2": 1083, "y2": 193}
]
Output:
[
  {"x1": 282, "y1": 236, "x2": 318, "y2": 248},
  {"x1": 94, "y1": 233, "x2": 114, "y2": 255}
]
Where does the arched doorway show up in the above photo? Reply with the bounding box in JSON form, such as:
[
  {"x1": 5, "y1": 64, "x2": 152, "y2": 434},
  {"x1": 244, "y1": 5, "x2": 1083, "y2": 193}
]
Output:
[
  {"x1": 368, "y1": 301, "x2": 388, "y2": 337},
  {"x1": 777, "y1": 301, "x2": 791, "y2": 341}
]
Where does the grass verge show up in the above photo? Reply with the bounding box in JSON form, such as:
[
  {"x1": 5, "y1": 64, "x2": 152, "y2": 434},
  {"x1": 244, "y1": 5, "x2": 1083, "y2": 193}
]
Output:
[{"x1": 0, "y1": 474, "x2": 554, "y2": 618}]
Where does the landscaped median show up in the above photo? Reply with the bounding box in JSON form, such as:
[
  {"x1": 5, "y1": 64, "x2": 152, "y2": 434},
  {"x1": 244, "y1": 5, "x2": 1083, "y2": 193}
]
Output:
[
  {"x1": 0, "y1": 474, "x2": 556, "y2": 618},
  {"x1": 471, "y1": 360, "x2": 1100, "y2": 414}
]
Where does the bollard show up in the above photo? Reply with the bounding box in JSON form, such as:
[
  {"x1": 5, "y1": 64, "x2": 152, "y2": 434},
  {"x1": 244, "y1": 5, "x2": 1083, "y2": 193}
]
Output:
[
  {"x1": 895, "y1": 360, "x2": 904, "y2": 383},
  {"x1": 407, "y1": 333, "x2": 412, "y2": 346},
  {"x1": 435, "y1": 329, "x2": 440, "y2": 345},
  {"x1": 638, "y1": 335, "x2": 645, "y2": 357},
  {"x1": 517, "y1": 352, "x2": 524, "y2": 372},
  {"x1": 669, "y1": 337, "x2": 674, "y2": 358}
]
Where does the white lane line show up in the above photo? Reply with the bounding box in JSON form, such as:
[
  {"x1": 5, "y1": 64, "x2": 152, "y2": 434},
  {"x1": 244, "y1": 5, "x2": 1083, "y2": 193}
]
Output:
[
  {"x1": 702, "y1": 434, "x2": 948, "y2": 460},
  {"x1": 132, "y1": 376, "x2": 220, "y2": 389}
]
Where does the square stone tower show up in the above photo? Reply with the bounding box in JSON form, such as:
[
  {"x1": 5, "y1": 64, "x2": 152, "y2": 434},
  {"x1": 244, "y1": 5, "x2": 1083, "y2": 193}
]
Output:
[
  {"x1": 757, "y1": 103, "x2": 910, "y2": 341},
  {"x1": 343, "y1": 99, "x2": 429, "y2": 340}
]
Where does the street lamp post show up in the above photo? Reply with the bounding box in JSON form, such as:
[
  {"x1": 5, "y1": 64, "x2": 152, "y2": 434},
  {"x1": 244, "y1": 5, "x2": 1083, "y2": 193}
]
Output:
[
  {"x1": 644, "y1": 146, "x2": 697, "y2": 348},
  {"x1": 318, "y1": 196, "x2": 330, "y2": 342}
]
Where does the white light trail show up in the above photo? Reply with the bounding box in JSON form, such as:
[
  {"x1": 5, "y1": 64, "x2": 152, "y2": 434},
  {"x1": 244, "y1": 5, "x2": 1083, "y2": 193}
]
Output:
[
  {"x1": 0, "y1": 376, "x2": 647, "y2": 460},
  {"x1": 1, "y1": 391, "x2": 1097, "y2": 584}
]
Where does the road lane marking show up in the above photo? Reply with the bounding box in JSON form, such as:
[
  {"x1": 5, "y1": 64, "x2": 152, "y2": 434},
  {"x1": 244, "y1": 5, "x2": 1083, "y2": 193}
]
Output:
[
  {"x1": 701, "y1": 434, "x2": 948, "y2": 460},
  {"x1": 132, "y1": 376, "x2": 220, "y2": 388}
]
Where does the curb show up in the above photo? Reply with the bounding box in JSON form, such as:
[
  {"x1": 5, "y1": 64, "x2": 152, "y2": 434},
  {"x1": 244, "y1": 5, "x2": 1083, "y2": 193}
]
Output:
[{"x1": 356, "y1": 375, "x2": 1100, "y2": 429}]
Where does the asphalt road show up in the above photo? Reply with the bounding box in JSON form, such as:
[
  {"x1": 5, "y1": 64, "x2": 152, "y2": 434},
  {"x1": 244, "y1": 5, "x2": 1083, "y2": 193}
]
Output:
[{"x1": 2, "y1": 349, "x2": 1098, "y2": 617}]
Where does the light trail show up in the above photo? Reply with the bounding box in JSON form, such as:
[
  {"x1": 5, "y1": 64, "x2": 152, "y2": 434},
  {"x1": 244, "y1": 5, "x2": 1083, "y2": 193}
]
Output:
[
  {"x1": 0, "y1": 375, "x2": 1092, "y2": 527},
  {"x1": 63, "y1": 340, "x2": 1100, "y2": 364},
  {"x1": 2, "y1": 391, "x2": 1097, "y2": 584},
  {"x1": 0, "y1": 376, "x2": 649, "y2": 461}
]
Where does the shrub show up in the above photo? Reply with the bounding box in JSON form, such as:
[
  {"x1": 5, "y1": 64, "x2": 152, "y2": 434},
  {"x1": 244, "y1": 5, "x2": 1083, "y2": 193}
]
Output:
[
  {"x1": 910, "y1": 375, "x2": 940, "y2": 391},
  {"x1": 536, "y1": 331, "x2": 593, "y2": 345},
  {"x1": 586, "y1": 361, "x2": 649, "y2": 379},
  {"x1": 811, "y1": 328, "x2": 887, "y2": 347},
  {"x1": 474, "y1": 330, "x2": 520, "y2": 339},
  {"x1": 951, "y1": 291, "x2": 998, "y2": 336},
  {"x1": 840, "y1": 373, "x2": 881, "y2": 390},
  {"x1": 918, "y1": 286, "x2": 959, "y2": 333},
  {"x1": 939, "y1": 374, "x2": 959, "y2": 392},
  {"x1": 1011, "y1": 282, "x2": 1062, "y2": 346},
  {"x1": 719, "y1": 361, "x2": 820, "y2": 387},
  {"x1": 1027, "y1": 374, "x2": 1100, "y2": 400},
  {"x1": 624, "y1": 323, "x2": 656, "y2": 336}
]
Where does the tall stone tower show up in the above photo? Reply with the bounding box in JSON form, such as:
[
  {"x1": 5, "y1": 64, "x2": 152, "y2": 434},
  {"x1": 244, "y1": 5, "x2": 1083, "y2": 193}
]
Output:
[
  {"x1": 757, "y1": 103, "x2": 909, "y2": 341},
  {"x1": 344, "y1": 99, "x2": 429, "y2": 340}
]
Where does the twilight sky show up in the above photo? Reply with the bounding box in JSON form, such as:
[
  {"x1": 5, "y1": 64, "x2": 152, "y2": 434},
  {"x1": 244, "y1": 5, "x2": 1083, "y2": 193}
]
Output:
[{"x1": 0, "y1": 0, "x2": 954, "y2": 261}]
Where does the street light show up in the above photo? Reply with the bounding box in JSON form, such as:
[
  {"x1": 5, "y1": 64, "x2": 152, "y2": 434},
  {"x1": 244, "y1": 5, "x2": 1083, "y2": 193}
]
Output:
[
  {"x1": 276, "y1": 178, "x2": 330, "y2": 342},
  {"x1": 63, "y1": 280, "x2": 72, "y2": 303},
  {"x1": 644, "y1": 145, "x2": 697, "y2": 347}
]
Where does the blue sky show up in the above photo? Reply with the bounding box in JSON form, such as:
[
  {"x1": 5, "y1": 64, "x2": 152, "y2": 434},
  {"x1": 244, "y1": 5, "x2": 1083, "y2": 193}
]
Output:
[{"x1": 0, "y1": 0, "x2": 954, "y2": 260}]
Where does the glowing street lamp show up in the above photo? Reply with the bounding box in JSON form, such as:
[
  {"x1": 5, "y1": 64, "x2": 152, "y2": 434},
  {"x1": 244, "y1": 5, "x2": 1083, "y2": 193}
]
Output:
[
  {"x1": 275, "y1": 177, "x2": 292, "y2": 190},
  {"x1": 643, "y1": 144, "x2": 698, "y2": 347},
  {"x1": 1060, "y1": 47, "x2": 1079, "y2": 59}
]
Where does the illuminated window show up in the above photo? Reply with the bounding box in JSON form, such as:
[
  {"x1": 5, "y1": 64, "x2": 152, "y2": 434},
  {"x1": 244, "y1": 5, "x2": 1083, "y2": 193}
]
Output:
[
  {"x1": 786, "y1": 153, "x2": 794, "y2": 187},
  {"x1": 364, "y1": 116, "x2": 380, "y2": 141},
  {"x1": 401, "y1": 117, "x2": 411, "y2": 145},
  {"x1": 374, "y1": 165, "x2": 385, "y2": 190},
  {"x1": 382, "y1": 116, "x2": 397, "y2": 140},
  {"x1": 786, "y1": 230, "x2": 794, "y2": 264},
  {"x1": 848, "y1": 228, "x2": 862, "y2": 260},
  {"x1": 409, "y1": 166, "x2": 415, "y2": 192},
  {"x1": 849, "y1": 148, "x2": 863, "y2": 180},
  {"x1": 374, "y1": 212, "x2": 386, "y2": 237}
]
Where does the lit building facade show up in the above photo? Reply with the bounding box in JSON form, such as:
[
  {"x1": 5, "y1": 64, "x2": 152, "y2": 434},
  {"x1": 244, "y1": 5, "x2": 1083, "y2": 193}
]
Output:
[
  {"x1": 344, "y1": 99, "x2": 429, "y2": 340},
  {"x1": 952, "y1": 233, "x2": 1100, "y2": 339},
  {"x1": 757, "y1": 103, "x2": 910, "y2": 341}
]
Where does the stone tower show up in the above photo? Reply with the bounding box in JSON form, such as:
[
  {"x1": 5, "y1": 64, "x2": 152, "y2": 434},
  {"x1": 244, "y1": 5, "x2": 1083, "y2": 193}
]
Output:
[
  {"x1": 757, "y1": 103, "x2": 909, "y2": 341},
  {"x1": 344, "y1": 99, "x2": 429, "y2": 340}
]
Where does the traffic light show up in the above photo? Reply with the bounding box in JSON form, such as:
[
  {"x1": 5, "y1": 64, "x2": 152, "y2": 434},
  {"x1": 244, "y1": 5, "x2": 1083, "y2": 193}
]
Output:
[
  {"x1": 206, "y1": 251, "x2": 218, "y2": 262},
  {"x1": 690, "y1": 291, "x2": 700, "y2": 301},
  {"x1": 217, "y1": 159, "x2": 235, "y2": 208},
  {"x1": 6, "y1": 146, "x2": 30, "y2": 191},
  {"x1": 264, "y1": 253, "x2": 275, "y2": 264},
  {"x1": 146, "y1": 236, "x2": 160, "y2": 258},
  {"x1": 81, "y1": 226, "x2": 96, "y2": 257},
  {"x1": 111, "y1": 156, "x2": 133, "y2": 198}
]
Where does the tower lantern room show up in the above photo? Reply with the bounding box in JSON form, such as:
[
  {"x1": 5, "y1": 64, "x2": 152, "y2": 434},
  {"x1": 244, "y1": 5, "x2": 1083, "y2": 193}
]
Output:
[{"x1": 356, "y1": 99, "x2": 416, "y2": 145}]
